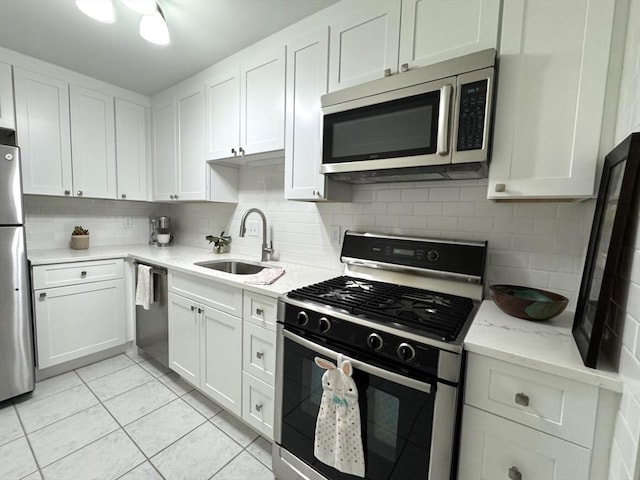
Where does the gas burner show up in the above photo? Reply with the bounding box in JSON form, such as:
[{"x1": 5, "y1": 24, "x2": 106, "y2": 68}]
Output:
[{"x1": 345, "y1": 280, "x2": 374, "y2": 290}]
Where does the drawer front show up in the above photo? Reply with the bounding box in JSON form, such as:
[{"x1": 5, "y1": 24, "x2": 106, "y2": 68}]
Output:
[
  {"x1": 465, "y1": 353, "x2": 598, "y2": 447},
  {"x1": 169, "y1": 271, "x2": 242, "y2": 316},
  {"x1": 243, "y1": 322, "x2": 276, "y2": 386},
  {"x1": 243, "y1": 291, "x2": 277, "y2": 331},
  {"x1": 458, "y1": 406, "x2": 591, "y2": 480},
  {"x1": 242, "y1": 372, "x2": 274, "y2": 440},
  {"x1": 32, "y1": 259, "x2": 124, "y2": 290}
]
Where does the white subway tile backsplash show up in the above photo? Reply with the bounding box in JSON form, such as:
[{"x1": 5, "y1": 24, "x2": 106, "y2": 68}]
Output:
[
  {"x1": 492, "y1": 218, "x2": 534, "y2": 235},
  {"x1": 428, "y1": 186, "x2": 460, "y2": 201},
  {"x1": 427, "y1": 216, "x2": 459, "y2": 231},
  {"x1": 443, "y1": 202, "x2": 476, "y2": 217},
  {"x1": 511, "y1": 235, "x2": 555, "y2": 254},
  {"x1": 412, "y1": 201, "x2": 443, "y2": 216},
  {"x1": 376, "y1": 189, "x2": 402, "y2": 202},
  {"x1": 459, "y1": 217, "x2": 494, "y2": 233}
]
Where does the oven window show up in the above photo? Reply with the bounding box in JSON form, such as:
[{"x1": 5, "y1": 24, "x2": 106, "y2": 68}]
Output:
[
  {"x1": 323, "y1": 91, "x2": 440, "y2": 164},
  {"x1": 281, "y1": 336, "x2": 435, "y2": 480}
]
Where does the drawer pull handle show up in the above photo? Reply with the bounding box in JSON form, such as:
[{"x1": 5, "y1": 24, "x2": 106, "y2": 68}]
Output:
[
  {"x1": 256, "y1": 308, "x2": 264, "y2": 316},
  {"x1": 39, "y1": 292, "x2": 46, "y2": 299},
  {"x1": 255, "y1": 403, "x2": 263, "y2": 412},
  {"x1": 191, "y1": 305, "x2": 196, "y2": 311},
  {"x1": 80, "y1": 271, "x2": 87, "y2": 278},
  {"x1": 198, "y1": 308, "x2": 203, "y2": 314},
  {"x1": 508, "y1": 466, "x2": 522, "y2": 480},
  {"x1": 256, "y1": 351, "x2": 264, "y2": 359},
  {"x1": 515, "y1": 392, "x2": 529, "y2": 407}
]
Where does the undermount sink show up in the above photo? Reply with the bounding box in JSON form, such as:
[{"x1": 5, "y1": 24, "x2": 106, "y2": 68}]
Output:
[{"x1": 194, "y1": 259, "x2": 265, "y2": 275}]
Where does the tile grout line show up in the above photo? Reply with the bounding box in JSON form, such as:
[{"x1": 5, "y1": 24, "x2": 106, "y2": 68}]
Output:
[{"x1": 9, "y1": 401, "x2": 41, "y2": 479}]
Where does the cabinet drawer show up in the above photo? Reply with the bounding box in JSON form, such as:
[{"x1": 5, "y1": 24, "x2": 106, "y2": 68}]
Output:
[
  {"x1": 242, "y1": 372, "x2": 274, "y2": 440},
  {"x1": 32, "y1": 259, "x2": 124, "y2": 290},
  {"x1": 458, "y1": 406, "x2": 590, "y2": 480},
  {"x1": 243, "y1": 291, "x2": 277, "y2": 331},
  {"x1": 169, "y1": 271, "x2": 242, "y2": 317},
  {"x1": 465, "y1": 353, "x2": 598, "y2": 447},
  {"x1": 243, "y1": 322, "x2": 276, "y2": 386}
]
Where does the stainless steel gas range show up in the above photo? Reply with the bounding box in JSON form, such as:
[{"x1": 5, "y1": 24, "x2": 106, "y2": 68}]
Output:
[{"x1": 273, "y1": 231, "x2": 487, "y2": 480}]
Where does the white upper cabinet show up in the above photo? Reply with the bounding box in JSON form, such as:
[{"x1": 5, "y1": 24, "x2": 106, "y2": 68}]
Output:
[
  {"x1": 70, "y1": 85, "x2": 117, "y2": 199},
  {"x1": 14, "y1": 67, "x2": 73, "y2": 196},
  {"x1": 488, "y1": 0, "x2": 616, "y2": 200},
  {"x1": 284, "y1": 27, "x2": 351, "y2": 202},
  {"x1": 115, "y1": 98, "x2": 148, "y2": 201},
  {"x1": 206, "y1": 43, "x2": 285, "y2": 162},
  {"x1": 0, "y1": 63, "x2": 15, "y2": 130},
  {"x1": 176, "y1": 83, "x2": 206, "y2": 201},
  {"x1": 151, "y1": 94, "x2": 177, "y2": 201},
  {"x1": 328, "y1": 0, "x2": 401, "y2": 91},
  {"x1": 399, "y1": 0, "x2": 500, "y2": 69},
  {"x1": 205, "y1": 67, "x2": 241, "y2": 160}
]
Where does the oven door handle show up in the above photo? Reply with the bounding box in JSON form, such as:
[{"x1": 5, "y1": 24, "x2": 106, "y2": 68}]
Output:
[{"x1": 283, "y1": 329, "x2": 432, "y2": 394}]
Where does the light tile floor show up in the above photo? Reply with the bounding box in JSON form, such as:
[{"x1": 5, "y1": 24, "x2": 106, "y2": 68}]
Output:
[{"x1": 0, "y1": 352, "x2": 275, "y2": 480}]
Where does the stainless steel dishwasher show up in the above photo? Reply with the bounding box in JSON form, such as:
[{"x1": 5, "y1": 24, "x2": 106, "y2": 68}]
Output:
[{"x1": 134, "y1": 262, "x2": 168, "y2": 367}]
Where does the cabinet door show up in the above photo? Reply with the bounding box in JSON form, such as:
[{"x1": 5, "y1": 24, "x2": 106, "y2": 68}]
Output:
[
  {"x1": 176, "y1": 83, "x2": 206, "y2": 200},
  {"x1": 205, "y1": 67, "x2": 240, "y2": 161},
  {"x1": 115, "y1": 98, "x2": 148, "y2": 201},
  {"x1": 285, "y1": 28, "x2": 329, "y2": 200},
  {"x1": 458, "y1": 406, "x2": 591, "y2": 480},
  {"x1": 151, "y1": 95, "x2": 177, "y2": 201},
  {"x1": 70, "y1": 85, "x2": 117, "y2": 199},
  {"x1": 0, "y1": 62, "x2": 15, "y2": 130},
  {"x1": 241, "y1": 44, "x2": 286, "y2": 155},
  {"x1": 488, "y1": 0, "x2": 615, "y2": 200},
  {"x1": 399, "y1": 0, "x2": 500, "y2": 69},
  {"x1": 328, "y1": 0, "x2": 401, "y2": 92},
  {"x1": 34, "y1": 279, "x2": 125, "y2": 369},
  {"x1": 168, "y1": 292, "x2": 200, "y2": 386},
  {"x1": 14, "y1": 68, "x2": 73, "y2": 196},
  {"x1": 200, "y1": 305, "x2": 242, "y2": 416}
]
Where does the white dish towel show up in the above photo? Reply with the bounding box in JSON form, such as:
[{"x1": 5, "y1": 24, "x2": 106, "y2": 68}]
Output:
[
  {"x1": 314, "y1": 354, "x2": 365, "y2": 478},
  {"x1": 244, "y1": 268, "x2": 285, "y2": 285},
  {"x1": 135, "y1": 265, "x2": 154, "y2": 310}
]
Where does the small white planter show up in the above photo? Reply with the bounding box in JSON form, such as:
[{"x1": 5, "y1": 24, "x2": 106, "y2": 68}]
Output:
[{"x1": 70, "y1": 235, "x2": 90, "y2": 250}]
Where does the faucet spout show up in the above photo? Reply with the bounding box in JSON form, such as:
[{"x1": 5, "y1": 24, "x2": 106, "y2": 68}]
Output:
[{"x1": 239, "y1": 208, "x2": 273, "y2": 262}]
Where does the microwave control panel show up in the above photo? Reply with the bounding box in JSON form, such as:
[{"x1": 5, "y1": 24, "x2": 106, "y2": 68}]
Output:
[{"x1": 456, "y1": 79, "x2": 488, "y2": 151}]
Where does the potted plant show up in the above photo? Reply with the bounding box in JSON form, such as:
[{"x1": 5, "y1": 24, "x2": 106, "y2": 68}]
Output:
[
  {"x1": 206, "y1": 231, "x2": 231, "y2": 253},
  {"x1": 70, "y1": 225, "x2": 90, "y2": 250}
]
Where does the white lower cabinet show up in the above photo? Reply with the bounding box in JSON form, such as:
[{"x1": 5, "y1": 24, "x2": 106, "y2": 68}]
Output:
[
  {"x1": 459, "y1": 406, "x2": 591, "y2": 480},
  {"x1": 168, "y1": 274, "x2": 243, "y2": 416},
  {"x1": 459, "y1": 352, "x2": 618, "y2": 480},
  {"x1": 32, "y1": 260, "x2": 125, "y2": 369}
]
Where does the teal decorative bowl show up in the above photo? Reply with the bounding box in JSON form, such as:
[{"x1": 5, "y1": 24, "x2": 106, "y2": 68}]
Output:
[{"x1": 489, "y1": 285, "x2": 569, "y2": 321}]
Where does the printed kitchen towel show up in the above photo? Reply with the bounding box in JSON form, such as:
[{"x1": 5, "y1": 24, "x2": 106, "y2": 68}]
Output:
[
  {"x1": 135, "y1": 264, "x2": 154, "y2": 310},
  {"x1": 244, "y1": 267, "x2": 285, "y2": 285},
  {"x1": 314, "y1": 355, "x2": 365, "y2": 478}
]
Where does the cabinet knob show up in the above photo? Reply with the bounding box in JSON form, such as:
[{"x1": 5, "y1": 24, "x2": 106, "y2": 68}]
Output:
[
  {"x1": 174, "y1": 194, "x2": 179, "y2": 200},
  {"x1": 121, "y1": 194, "x2": 127, "y2": 199},
  {"x1": 198, "y1": 308, "x2": 203, "y2": 314},
  {"x1": 80, "y1": 271, "x2": 87, "y2": 278},
  {"x1": 495, "y1": 183, "x2": 506, "y2": 193},
  {"x1": 239, "y1": 147, "x2": 245, "y2": 155},
  {"x1": 400, "y1": 63, "x2": 409, "y2": 72},
  {"x1": 191, "y1": 305, "x2": 196, "y2": 311},
  {"x1": 508, "y1": 466, "x2": 522, "y2": 480},
  {"x1": 39, "y1": 292, "x2": 46, "y2": 300},
  {"x1": 383, "y1": 68, "x2": 392, "y2": 77},
  {"x1": 77, "y1": 190, "x2": 83, "y2": 196},
  {"x1": 256, "y1": 351, "x2": 264, "y2": 359},
  {"x1": 256, "y1": 308, "x2": 264, "y2": 316},
  {"x1": 64, "y1": 190, "x2": 71, "y2": 195},
  {"x1": 255, "y1": 403, "x2": 263, "y2": 412},
  {"x1": 514, "y1": 392, "x2": 529, "y2": 407},
  {"x1": 231, "y1": 148, "x2": 237, "y2": 155}
]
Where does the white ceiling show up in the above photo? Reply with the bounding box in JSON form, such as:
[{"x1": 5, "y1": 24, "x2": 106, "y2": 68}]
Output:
[{"x1": 0, "y1": 0, "x2": 338, "y2": 96}]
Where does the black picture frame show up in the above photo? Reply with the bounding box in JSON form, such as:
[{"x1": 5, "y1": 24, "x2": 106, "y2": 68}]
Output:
[{"x1": 573, "y1": 132, "x2": 640, "y2": 368}]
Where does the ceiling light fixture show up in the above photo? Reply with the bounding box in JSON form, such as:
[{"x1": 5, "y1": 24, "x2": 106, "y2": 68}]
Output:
[
  {"x1": 75, "y1": 0, "x2": 116, "y2": 24},
  {"x1": 139, "y1": 5, "x2": 170, "y2": 46}
]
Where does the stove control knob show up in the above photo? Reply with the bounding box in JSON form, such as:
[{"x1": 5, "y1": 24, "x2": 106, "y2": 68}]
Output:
[
  {"x1": 367, "y1": 333, "x2": 384, "y2": 351},
  {"x1": 297, "y1": 311, "x2": 309, "y2": 326},
  {"x1": 319, "y1": 317, "x2": 332, "y2": 333},
  {"x1": 397, "y1": 343, "x2": 416, "y2": 362},
  {"x1": 426, "y1": 250, "x2": 439, "y2": 262}
]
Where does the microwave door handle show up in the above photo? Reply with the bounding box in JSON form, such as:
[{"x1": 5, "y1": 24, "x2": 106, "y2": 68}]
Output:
[{"x1": 437, "y1": 84, "x2": 453, "y2": 156}]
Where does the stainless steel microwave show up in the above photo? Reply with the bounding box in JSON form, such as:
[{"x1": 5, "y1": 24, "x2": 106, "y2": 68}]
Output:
[{"x1": 320, "y1": 49, "x2": 496, "y2": 183}]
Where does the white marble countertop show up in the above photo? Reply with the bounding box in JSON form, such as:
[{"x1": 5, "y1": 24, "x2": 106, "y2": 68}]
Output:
[
  {"x1": 28, "y1": 244, "x2": 340, "y2": 299},
  {"x1": 465, "y1": 301, "x2": 622, "y2": 392}
]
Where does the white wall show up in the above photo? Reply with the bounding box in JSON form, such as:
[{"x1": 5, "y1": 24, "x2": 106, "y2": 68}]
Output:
[{"x1": 607, "y1": 0, "x2": 640, "y2": 477}]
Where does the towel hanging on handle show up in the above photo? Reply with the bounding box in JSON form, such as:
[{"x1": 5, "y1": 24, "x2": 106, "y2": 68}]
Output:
[
  {"x1": 314, "y1": 354, "x2": 365, "y2": 478},
  {"x1": 135, "y1": 264, "x2": 154, "y2": 310}
]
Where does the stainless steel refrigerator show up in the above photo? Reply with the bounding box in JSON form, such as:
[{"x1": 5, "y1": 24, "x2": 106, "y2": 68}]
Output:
[{"x1": 0, "y1": 133, "x2": 35, "y2": 401}]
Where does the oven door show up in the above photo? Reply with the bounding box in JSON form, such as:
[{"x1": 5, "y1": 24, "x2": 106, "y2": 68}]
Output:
[{"x1": 274, "y1": 326, "x2": 458, "y2": 480}]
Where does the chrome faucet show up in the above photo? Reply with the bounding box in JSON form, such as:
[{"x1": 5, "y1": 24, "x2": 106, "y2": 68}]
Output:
[{"x1": 239, "y1": 208, "x2": 273, "y2": 261}]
